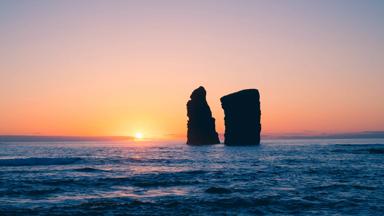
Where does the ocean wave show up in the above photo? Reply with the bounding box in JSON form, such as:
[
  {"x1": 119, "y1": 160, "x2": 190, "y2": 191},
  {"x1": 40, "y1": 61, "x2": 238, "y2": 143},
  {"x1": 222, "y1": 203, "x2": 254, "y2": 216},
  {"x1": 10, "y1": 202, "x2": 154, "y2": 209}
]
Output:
[
  {"x1": 205, "y1": 187, "x2": 232, "y2": 194},
  {"x1": 121, "y1": 158, "x2": 192, "y2": 164},
  {"x1": 331, "y1": 144, "x2": 384, "y2": 155},
  {"x1": 1, "y1": 187, "x2": 61, "y2": 196},
  {"x1": 90, "y1": 170, "x2": 207, "y2": 187},
  {"x1": 73, "y1": 167, "x2": 107, "y2": 172},
  {"x1": 367, "y1": 148, "x2": 384, "y2": 154},
  {"x1": 0, "y1": 157, "x2": 82, "y2": 166},
  {"x1": 311, "y1": 183, "x2": 377, "y2": 191}
]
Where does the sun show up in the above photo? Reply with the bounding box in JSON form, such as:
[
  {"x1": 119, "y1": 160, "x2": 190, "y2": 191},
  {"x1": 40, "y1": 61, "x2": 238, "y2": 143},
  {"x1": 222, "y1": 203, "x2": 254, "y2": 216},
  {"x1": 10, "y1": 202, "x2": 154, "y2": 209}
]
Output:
[{"x1": 134, "y1": 132, "x2": 143, "y2": 139}]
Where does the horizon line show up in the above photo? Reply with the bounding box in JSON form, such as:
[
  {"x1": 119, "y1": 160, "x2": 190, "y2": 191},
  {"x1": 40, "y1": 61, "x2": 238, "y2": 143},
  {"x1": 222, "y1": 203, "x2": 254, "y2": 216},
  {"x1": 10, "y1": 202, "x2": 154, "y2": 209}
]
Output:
[{"x1": 1, "y1": 131, "x2": 384, "y2": 142}]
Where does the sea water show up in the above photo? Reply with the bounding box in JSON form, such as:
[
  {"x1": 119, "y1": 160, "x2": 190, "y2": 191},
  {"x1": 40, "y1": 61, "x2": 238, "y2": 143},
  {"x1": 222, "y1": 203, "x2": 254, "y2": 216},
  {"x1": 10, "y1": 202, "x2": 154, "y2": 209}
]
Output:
[{"x1": 0, "y1": 139, "x2": 383, "y2": 215}]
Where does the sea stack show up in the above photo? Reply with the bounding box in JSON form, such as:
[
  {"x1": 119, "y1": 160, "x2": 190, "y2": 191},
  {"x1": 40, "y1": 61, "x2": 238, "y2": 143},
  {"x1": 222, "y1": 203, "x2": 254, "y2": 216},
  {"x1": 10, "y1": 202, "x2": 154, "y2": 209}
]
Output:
[
  {"x1": 187, "y1": 86, "x2": 220, "y2": 145},
  {"x1": 220, "y1": 89, "x2": 261, "y2": 145}
]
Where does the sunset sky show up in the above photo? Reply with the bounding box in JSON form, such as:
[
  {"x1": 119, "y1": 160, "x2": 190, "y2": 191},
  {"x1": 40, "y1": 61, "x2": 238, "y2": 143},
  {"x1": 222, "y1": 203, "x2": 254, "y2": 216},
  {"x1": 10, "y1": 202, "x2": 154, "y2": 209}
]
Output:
[{"x1": 1, "y1": 1, "x2": 383, "y2": 139}]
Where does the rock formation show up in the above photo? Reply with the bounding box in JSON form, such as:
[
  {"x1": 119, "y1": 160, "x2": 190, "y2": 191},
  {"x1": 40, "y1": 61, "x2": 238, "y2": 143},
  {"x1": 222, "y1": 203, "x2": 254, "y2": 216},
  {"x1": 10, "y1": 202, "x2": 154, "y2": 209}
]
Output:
[
  {"x1": 220, "y1": 89, "x2": 261, "y2": 145},
  {"x1": 187, "y1": 86, "x2": 220, "y2": 145}
]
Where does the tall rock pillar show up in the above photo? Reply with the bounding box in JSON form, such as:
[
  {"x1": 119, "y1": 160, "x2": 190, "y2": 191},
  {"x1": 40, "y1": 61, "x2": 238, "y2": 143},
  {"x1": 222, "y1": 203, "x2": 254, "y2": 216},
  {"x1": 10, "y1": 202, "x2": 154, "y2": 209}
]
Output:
[
  {"x1": 220, "y1": 89, "x2": 261, "y2": 145},
  {"x1": 187, "y1": 86, "x2": 220, "y2": 145}
]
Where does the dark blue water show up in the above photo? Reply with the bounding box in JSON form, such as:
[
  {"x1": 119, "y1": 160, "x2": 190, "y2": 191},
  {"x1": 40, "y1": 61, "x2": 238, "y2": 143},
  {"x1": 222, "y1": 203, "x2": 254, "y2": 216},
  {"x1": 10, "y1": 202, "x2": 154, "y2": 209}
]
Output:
[{"x1": 1, "y1": 139, "x2": 384, "y2": 215}]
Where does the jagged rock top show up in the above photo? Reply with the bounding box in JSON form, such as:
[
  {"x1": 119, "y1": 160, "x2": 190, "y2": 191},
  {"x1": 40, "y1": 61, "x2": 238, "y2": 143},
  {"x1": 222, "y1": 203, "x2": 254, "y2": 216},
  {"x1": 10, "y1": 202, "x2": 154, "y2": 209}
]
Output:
[{"x1": 190, "y1": 86, "x2": 206, "y2": 100}]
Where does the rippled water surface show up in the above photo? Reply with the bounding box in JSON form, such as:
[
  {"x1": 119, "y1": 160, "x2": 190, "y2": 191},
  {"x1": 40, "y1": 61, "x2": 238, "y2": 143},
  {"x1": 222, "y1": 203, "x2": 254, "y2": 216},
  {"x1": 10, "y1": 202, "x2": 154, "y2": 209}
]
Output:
[{"x1": 1, "y1": 139, "x2": 384, "y2": 215}]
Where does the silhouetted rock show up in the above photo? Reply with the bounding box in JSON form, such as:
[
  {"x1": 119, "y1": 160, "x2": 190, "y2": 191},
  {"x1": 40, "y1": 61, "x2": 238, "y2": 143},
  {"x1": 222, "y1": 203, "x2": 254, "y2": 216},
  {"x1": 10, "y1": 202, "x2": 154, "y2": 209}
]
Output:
[
  {"x1": 221, "y1": 89, "x2": 261, "y2": 145},
  {"x1": 187, "y1": 86, "x2": 220, "y2": 145}
]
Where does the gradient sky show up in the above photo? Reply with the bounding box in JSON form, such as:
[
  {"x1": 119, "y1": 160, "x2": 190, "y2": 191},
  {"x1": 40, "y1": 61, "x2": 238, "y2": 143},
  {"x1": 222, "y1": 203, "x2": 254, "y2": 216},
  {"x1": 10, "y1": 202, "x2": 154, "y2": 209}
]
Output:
[{"x1": 1, "y1": 0, "x2": 383, "y2": 138}]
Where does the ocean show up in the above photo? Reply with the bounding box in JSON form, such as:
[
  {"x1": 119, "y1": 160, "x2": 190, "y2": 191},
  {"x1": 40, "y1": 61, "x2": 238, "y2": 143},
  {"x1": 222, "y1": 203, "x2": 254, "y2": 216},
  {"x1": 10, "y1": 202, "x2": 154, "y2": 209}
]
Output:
[{"x1": 0, "y1": 139, "x2": 383, "y2": 215}]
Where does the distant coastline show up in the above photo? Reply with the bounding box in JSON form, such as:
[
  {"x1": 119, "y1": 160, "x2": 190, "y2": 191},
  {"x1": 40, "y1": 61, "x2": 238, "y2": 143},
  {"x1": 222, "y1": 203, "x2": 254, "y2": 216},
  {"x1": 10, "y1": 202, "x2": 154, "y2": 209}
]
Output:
[{"x1": 262, "y1": 131, "x2": 384, "y2": 140}]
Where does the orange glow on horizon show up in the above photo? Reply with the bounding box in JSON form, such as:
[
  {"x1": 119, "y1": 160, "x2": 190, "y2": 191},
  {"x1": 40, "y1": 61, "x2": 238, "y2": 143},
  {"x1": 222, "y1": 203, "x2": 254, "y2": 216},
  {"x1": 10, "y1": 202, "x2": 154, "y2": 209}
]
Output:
[{"x1": 0, "y1": 1, "x2": 383, "y2": 138}]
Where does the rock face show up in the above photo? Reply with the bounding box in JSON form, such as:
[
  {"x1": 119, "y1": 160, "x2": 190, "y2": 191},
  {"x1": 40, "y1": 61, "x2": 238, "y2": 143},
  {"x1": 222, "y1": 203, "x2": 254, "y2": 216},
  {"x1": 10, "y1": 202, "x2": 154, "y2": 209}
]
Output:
[
  {"x1": 187, "y1": 86, "x2": 220, "y2": 145},
  {"x1": 220, "y1": 89, "x2": 261, "y2": 145}
]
